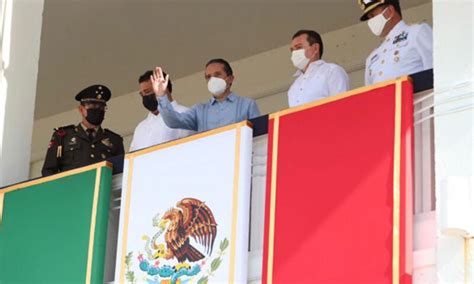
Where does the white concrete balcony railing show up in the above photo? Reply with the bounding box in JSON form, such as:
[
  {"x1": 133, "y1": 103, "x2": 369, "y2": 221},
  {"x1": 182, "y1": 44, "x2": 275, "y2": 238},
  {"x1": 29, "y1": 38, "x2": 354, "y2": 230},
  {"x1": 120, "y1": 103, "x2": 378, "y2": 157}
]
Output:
[{"x1": 414, "y1": 89, "x2": 436, "y2": 215}]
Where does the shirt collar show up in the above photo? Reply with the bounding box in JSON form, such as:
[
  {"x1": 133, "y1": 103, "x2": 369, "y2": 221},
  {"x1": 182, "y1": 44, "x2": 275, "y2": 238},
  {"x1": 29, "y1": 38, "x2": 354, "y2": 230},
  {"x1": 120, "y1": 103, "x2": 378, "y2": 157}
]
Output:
[
  {"x1": 209, "y1": 92, "x2": 236, "y2": 105},
  {"x1": 386, "y1": 20, "x2": 407, "y2": 41},
  {"x1": 81, "y1": 123, "x2": 99, "y2": 132},
  {"x1": 147, "y1": 111, "x2": 159, "y2": 119},
  {"x1": 293, "y1": 59, "x2": 326, "y2": 77}
]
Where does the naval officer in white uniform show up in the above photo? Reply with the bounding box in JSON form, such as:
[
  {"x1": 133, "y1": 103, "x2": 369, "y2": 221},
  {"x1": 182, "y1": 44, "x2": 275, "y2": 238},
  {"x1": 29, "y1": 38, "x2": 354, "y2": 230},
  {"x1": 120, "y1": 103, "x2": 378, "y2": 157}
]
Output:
[{"x1": 359, "y1": 0, "x2": 433, "y2": 86}]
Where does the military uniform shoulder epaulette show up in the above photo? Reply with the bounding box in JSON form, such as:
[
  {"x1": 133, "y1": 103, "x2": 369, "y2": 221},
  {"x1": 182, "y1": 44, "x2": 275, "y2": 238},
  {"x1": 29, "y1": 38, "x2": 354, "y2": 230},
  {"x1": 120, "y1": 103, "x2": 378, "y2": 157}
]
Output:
[
  {"x1": 104, "y1": 128, "x2": 123, "y2": 139},
  {"x1": 49, "y1": 125, "x2": 75, "y2": 155},
  {"x1": 52, "y1": 124, "x2": 75, "y2": 136},
  {"x1": 54, "y1": 124, "x2": 75, "y2": 131}
]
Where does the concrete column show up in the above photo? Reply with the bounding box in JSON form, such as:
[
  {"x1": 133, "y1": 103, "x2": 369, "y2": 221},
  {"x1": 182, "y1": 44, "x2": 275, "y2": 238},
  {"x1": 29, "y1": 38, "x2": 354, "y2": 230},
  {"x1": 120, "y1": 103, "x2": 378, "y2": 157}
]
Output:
[
  {"x1": 433, "y1": 0, "x2": 474, "y2": 282},
  {"x1": 0, "y1": 0, "x2": 44, "y2": 186}
]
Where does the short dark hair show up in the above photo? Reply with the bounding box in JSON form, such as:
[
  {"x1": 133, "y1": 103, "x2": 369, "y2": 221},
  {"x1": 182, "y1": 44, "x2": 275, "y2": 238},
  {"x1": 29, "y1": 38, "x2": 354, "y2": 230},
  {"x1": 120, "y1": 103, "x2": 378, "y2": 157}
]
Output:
[
  {"x1": 138, "y1": 70, "x2": 172, "y2": 93},
  {"x1": 390, "y1": 2, "x2": 402, "y2": 17},
  {"x1": 292, "y1": 30, "x2": 324, "y2": 58},
  {"x1": 205, "y1": 58, "x2": 233, "y2": 76}
]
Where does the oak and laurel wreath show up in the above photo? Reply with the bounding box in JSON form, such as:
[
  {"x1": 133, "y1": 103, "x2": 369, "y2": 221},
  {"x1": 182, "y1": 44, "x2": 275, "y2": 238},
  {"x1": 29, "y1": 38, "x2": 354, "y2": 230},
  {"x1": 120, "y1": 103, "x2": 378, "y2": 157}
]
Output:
[
  {"x1": 197, "y1": 238, "x2": 229, "y2": 284},
  {"x1": 124, "y1": 238, "x2": 229, "y2": 284},
  {"x1": 125, "y1": 251, "x2": 137, "y2": 283}
]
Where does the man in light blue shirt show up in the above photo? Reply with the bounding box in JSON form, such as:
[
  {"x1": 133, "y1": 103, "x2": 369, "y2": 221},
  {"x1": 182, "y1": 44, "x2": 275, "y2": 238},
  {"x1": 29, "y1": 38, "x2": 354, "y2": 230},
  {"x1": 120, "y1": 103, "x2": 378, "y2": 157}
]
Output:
[{"x1": 151, "y1": 58, "x2": 260, "y2": 132}]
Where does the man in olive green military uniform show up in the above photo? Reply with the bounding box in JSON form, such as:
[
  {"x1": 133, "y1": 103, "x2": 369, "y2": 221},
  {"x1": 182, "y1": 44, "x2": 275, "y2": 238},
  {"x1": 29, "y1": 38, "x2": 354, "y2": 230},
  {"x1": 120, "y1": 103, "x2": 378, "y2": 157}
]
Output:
[{"x1": 41, "y1": 84, "x2": 125, "y2": 176}]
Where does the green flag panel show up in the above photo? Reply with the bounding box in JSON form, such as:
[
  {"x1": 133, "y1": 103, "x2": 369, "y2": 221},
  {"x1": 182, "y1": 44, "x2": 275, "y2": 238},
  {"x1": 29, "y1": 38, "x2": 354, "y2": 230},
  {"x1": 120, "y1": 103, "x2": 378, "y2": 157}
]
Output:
[{"x1": 0, "y1": 163, "x2": 112, "y2": 284}]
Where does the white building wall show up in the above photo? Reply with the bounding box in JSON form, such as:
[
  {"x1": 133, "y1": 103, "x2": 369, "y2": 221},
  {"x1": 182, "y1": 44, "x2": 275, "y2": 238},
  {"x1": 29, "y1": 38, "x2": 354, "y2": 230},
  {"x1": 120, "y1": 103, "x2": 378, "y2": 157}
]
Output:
[
  {"x1": 433, "y1": 1, "x2": 474, "y2": 283},
  {"x1": 0, "y1": 0, "x2": 44, "y2": 186}
]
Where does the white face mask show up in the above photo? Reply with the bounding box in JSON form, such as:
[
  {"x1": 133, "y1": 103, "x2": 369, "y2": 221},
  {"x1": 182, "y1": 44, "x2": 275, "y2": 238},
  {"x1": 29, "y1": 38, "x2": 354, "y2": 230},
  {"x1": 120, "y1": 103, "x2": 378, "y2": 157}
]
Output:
[
  {"x1": 207, "y1": 77, "x2": 227, "y2": 96},
  {"x1": 368, "y1": 8, "x2": 391, "y2": 37},
  {"x1": 291, "y1": 49, "x2": 310, "y2": 70}
]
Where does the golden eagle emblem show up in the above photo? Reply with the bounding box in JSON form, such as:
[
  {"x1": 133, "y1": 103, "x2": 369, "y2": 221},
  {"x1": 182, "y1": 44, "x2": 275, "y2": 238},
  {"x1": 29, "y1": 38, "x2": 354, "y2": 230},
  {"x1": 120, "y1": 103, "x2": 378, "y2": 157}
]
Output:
[{"x1": 157, "y1": 198, "x2": 217, "y2": 263}]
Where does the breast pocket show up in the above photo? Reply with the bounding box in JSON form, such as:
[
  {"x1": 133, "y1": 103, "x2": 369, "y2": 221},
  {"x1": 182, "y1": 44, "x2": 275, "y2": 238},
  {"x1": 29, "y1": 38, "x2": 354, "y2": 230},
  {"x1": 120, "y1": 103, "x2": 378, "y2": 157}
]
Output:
[
  {"x1": 63, "y1": 142, "x2": 82, "y2": 162},
  {"x1": 101, "y1": 144, "x2": 114, "y2": 157},
  {"x1": 390, "y1": 39, "x2": 409, "y2": 50},
  {"x1": 96, "y1": 140, "x2": 114, "y2": 157},
  {"x1": 367, "y1": 53, "x2": 381, "y2": 70},
  {"x1": 389, "y1": 40, "x2": 409, "y2": 62}
]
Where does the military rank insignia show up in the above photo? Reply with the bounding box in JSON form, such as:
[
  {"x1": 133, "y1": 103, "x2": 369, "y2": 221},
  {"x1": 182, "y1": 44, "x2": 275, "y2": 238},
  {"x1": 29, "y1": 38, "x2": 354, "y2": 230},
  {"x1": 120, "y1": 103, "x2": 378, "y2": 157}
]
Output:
[
  {"x1": 68, "y1": 137, "x2": 77, "y2": 145},
  {"x1": 101, "y1": 138, "x2": 113, "y2": 148},
  {"x1": 393, "y1": 31, "x2": 408, "y2": 44}
]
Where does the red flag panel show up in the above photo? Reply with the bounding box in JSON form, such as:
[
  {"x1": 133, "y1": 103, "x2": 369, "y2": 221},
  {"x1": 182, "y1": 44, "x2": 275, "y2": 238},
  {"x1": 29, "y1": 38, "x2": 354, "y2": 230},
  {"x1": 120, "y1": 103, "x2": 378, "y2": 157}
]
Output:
[{"x1": 262, "y1": 79, "x2": 414, "y2": 284}]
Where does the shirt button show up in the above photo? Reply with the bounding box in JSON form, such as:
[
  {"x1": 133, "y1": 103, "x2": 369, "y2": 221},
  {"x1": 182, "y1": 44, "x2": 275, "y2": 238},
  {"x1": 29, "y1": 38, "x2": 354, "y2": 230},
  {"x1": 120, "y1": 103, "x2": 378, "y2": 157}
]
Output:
[
  {"x1": 101, "y1": 154, "x2": 106, "y2": 159},
  {"x1": 91, "y1": 144, "x2": 95, "y2": 148},
  {"x1": 90, "y1": 154, "x2": 95, "y2": 158}
]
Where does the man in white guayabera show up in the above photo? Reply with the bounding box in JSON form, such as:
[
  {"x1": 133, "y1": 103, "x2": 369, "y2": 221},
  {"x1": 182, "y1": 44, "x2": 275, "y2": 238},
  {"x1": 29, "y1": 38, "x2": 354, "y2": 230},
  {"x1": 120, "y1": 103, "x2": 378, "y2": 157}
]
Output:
[{"x1": 288, "y1": 29, "x2": 350, "y2": 108}]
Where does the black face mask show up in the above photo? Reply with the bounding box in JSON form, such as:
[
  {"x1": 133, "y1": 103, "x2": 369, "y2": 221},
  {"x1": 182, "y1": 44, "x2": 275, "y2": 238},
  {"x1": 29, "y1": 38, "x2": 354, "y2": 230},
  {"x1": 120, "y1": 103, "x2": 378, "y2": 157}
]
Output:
[
  {"x1": 85, "y1": 108, "x2": 105, "y2": 126},
  {"x1": 142, "y1": 93, "x2": 158, "y2": 112}
]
